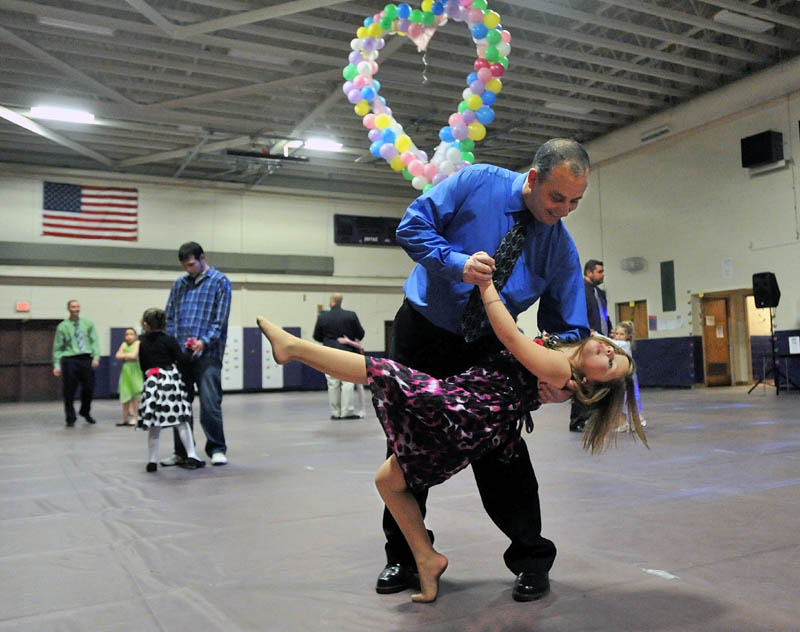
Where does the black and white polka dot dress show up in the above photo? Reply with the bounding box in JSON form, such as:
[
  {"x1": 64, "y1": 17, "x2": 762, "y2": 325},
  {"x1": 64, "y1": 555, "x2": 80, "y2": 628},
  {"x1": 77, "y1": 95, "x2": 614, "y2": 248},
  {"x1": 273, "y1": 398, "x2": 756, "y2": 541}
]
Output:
[{"x1": 138, "y1": 364, "x2": 192, "y2": 428}]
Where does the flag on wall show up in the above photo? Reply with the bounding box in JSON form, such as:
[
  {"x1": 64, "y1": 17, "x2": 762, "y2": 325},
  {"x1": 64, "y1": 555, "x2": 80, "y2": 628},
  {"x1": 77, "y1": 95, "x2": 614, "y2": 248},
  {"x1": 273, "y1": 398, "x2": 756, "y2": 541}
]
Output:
[{"x1": 42, "y1": 181, "x2": 138, "y2": 241}]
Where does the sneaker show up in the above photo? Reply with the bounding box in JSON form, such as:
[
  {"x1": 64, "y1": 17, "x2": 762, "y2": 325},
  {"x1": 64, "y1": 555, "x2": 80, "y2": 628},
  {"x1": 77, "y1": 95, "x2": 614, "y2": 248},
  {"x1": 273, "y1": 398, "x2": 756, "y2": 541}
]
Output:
[
  {"x1": 160, "y1": 453, "x2": 186, "y2": 467},
  {"x1": 210, "y1": 452, "x2": 228, "y2": 466}
]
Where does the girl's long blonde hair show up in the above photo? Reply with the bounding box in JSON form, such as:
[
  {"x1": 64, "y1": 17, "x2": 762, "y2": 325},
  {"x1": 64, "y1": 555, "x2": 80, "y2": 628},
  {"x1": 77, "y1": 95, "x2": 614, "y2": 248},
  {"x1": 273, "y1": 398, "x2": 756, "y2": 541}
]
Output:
[{"x1": 554, "y1": 337, "x2": 647, "y2": 453}]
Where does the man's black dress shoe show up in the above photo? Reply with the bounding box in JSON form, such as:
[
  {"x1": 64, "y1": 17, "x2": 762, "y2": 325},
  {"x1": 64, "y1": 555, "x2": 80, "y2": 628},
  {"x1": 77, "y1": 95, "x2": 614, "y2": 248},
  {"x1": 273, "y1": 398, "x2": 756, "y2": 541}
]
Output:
[
  {"x1": 82, "y1": 415, "x2": 97, "y2": 424},
  {"x1": 375, "y1": 563, "x2": 420, "y2": 594},
  {"x1": 512, "y1": 571, "x2": 550, "y2": 602}
]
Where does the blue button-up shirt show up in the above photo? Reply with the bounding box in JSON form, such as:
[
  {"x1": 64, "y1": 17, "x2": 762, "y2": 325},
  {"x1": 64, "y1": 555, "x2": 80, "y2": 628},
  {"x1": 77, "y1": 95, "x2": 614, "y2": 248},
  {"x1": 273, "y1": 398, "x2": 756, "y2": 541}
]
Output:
[
  {"x1": 397, "y1": 163, "x2": 589, "y2": 341},
  {"x1": 165, "y1": 266, "x2": 232, "y2": 365}
]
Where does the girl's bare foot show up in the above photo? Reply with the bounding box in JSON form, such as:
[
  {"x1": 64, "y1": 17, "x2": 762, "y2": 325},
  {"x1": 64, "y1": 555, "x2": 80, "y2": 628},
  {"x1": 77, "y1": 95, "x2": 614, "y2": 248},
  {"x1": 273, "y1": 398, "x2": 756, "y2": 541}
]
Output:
[
  {"x1": 411, "y1": 553, "x2": 448, "y2": 603},
  {"x1": 256, "y1": 316, "x2": 292, "y2": 364}
]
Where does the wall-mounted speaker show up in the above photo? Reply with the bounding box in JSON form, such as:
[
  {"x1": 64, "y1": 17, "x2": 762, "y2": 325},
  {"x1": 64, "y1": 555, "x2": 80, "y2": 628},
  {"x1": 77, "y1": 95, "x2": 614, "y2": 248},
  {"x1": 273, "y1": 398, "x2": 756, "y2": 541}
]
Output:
[
  {"x1": 740, "y1": 131, "x2": 783, "y2": 168},
  {"x1": 620, "y1": 256, "x2": 646, "y2": 272},
  {"x1": 752, "y1": 272, "x2": 780, "y2": 308}
]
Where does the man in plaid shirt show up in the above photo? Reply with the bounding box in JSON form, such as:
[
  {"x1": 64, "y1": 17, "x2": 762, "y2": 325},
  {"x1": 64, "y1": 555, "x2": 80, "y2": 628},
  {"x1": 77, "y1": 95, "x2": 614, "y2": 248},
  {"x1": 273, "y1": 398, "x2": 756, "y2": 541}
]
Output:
[{"x1": 162, "y1": 241, "x2": 232, "y2": 467}]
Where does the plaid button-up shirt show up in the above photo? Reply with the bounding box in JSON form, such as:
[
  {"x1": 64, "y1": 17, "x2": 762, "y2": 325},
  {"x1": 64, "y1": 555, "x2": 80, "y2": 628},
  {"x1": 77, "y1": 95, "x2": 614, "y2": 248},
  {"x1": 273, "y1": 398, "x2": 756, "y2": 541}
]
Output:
[{"x1": 165, "y1": 266, "x2": 232, "y2": 366}]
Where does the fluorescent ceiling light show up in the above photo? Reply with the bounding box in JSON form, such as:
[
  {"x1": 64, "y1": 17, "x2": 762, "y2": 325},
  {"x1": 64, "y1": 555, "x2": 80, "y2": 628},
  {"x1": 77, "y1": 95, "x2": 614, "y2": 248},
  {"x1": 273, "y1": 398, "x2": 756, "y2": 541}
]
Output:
[
  {"x1": 543, "y1": 101, "x2": 593, "y2": 115},
  {"x1": 303, "y1": 137, "x2": 342, "y2": 152},
  {"x1": 37, "y1": 16, "x2": 115, "y2": 36},
  {"x1": 227, "y1": 48, "x2": 289, "y2": 65},
  {"x1": 712, "y1": 10, "x2": 775, "y2": 33},
  {"x1": 283, "y1": 140, "x2": 303, "y2": 157},
  {"x1": 30, "y1": 106, "x2": 95, "y2": 124}
]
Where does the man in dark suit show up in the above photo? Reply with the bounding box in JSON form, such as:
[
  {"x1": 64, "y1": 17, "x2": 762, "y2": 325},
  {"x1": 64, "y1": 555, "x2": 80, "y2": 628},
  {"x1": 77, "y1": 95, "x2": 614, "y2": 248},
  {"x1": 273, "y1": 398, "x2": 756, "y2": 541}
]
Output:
[
  {"x1": 569, "y1": 259, "x2": 612, "y2": 432},
  {"x1": 313, "y1": 293, "x2": 365, "y2": 419}
]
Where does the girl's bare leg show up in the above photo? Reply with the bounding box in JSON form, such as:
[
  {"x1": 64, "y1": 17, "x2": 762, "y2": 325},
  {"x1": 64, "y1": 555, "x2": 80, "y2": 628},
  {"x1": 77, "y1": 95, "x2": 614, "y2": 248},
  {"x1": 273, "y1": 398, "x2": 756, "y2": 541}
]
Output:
[
  {"x1": 375, "y1": 456, "x2": 448, "y2": 603},
  {"x1": 256, "y1": 316, "x2": 367, "y2": 384}
]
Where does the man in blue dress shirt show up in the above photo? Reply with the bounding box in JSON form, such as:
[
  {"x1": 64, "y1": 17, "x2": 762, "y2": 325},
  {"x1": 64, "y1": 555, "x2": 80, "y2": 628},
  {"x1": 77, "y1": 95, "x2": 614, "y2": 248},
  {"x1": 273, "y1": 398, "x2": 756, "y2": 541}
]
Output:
[{"x1": 375, "y1": 139, "x2": 591, "y2": 602}]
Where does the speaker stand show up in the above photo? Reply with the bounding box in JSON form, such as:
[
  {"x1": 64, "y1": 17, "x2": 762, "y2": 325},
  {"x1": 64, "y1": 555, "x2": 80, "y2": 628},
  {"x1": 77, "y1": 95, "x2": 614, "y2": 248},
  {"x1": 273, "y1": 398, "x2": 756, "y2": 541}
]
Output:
[{"x1": 748, "y1": 309, "x2": 800, "y2": 395}]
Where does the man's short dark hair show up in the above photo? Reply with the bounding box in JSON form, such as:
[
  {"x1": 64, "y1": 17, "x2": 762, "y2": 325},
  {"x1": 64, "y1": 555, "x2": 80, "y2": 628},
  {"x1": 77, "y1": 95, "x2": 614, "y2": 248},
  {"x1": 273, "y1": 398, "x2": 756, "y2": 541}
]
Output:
[
  {"x1": 584, "y1": 259, "x2": 603, "y2": 275},
  {"x1": 532, "y1": 139, "x2": 590, "y2": 181},
  {"x1": 178, "y1": 241, "x2": 204, "y2": 262}
]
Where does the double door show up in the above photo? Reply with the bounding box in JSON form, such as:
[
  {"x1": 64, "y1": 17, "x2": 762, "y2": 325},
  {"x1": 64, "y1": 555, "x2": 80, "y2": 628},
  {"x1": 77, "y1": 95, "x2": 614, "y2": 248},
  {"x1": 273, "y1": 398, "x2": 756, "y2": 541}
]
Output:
[{"x1": 0, "y1": 319, "x2": 62, "y2": 401}]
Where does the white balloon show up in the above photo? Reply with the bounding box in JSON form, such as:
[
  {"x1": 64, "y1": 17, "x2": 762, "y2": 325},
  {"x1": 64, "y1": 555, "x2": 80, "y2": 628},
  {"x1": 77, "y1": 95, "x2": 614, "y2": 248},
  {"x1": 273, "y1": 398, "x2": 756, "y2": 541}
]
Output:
[
  {"x1": 365, "y1": 50, "x2": 379, "y2": 60},
  {"x1": 462, "y1": 87, "x2": 473, "y2": 101},
  {"x1": 497, "y1": 42, "x2": 511, "y2": 57},
  {"x1": 357, "y1": 61, "x2": 372, "y2": 77},
  {"x1": 411, "y1": 175, "x2": 428, "y2": 190},
  {"x1": 351, "y1": 38, "x2": 362, "y2": 51},
  {"x1": 446, "y1": 147, "x2": 462, "y2": 163},
  {"x1": 439, "y1": 160, "x2": 455, "y2": 175}
]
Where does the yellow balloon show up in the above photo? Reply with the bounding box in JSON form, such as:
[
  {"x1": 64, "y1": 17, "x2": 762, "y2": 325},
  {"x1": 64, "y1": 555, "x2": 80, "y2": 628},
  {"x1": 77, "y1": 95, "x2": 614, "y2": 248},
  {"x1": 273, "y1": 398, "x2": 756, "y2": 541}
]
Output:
[
  {"x1": 354, "y1": 100, "x2": 370, "y2": 116},
  {"x1": 466, "y1": 94, "x2": 483, "y2": 110},
  {"x1": 483, "y1": 11, "x2": 501, "y2": 29},
  {"x1": 356, "y1": 26, "x2": 367, "y2": 39},
  {"x1": 375, "y1": 113, "x2": 391, "y2": 129},
  {"x1": 367, "y1": 23, "x2": 382, "y2": 38},
  {"x1": 390, "y1": 155, "x2": 404, "y2": 171},
  {"x1": 395, "y1": 134, "x2": 412, "y2": 152},
  {"x1": 485, "y1": 78, "x2": 503, "y2": 94},
  {"x1": 421, "y1": 0, "x2": 433, "y2": 10},
  {"x1": 468, "y1": 121, "x2": 486, "y2": 141}
]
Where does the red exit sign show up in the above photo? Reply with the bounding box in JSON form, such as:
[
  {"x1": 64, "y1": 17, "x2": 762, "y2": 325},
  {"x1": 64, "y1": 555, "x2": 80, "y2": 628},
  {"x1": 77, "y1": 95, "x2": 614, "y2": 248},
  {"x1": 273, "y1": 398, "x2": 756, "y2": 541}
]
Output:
[{"x1": 16, "y1": 301, "x2": 30, "y2": 312}]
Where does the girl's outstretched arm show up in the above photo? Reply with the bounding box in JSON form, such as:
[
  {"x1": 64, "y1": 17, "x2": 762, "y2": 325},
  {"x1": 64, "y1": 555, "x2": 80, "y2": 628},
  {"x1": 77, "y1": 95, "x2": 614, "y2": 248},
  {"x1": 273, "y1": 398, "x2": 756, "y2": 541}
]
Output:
[{"x1": 478, "y1": 281, "x2": 571, "y2": 387}]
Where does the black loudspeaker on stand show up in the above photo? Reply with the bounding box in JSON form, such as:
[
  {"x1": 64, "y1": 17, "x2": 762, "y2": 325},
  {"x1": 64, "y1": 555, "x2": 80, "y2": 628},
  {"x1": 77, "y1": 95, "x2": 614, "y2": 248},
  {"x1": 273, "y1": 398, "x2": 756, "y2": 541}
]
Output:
[{"x1": 748, "y1": 272, "x2": 799, "y2": 395}]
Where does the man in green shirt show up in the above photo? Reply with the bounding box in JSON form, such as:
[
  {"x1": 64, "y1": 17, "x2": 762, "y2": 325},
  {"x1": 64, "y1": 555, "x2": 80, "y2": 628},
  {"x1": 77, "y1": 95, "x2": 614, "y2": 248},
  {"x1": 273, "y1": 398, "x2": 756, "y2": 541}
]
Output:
[{"x1": 52, "y1": 299, "x2": 101, "y2": 426}]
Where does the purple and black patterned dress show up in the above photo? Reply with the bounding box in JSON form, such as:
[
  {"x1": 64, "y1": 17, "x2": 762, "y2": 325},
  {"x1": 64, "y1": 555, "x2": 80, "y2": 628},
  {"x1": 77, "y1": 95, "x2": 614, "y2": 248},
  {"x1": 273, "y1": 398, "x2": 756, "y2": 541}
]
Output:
[{"x1": 365, "y1": 349, "x2": 541, "y2": 492}]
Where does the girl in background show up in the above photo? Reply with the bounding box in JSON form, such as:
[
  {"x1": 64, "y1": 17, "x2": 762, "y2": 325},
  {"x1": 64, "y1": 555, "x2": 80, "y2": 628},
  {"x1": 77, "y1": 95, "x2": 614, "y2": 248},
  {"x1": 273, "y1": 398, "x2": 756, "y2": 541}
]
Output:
[
  {"x1": 611, "y1": 321, "x2": 647, "y2": 431},
  {"x1": 115, "y1": 327, "x2": 143, "y2": 426},
  {"x1": 138, "y1": 308, "x2": 204, "y2": 472}
]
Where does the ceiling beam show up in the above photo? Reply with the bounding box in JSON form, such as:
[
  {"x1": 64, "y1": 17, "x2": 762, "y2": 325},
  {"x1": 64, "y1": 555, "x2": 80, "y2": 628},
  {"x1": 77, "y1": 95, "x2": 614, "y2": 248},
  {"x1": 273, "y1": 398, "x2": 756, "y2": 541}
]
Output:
[{"x1": 0, "y1": 105, "x2": 115, "y2": 167}]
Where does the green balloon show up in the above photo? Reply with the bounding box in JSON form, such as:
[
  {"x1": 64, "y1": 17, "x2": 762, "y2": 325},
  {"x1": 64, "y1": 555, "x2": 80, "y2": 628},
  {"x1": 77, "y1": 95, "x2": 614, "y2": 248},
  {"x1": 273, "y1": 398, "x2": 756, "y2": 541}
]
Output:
[
  {"x1": 485, "y1": 46, "x2": 500, "y2": 62},
  {"x1": 458, "y1": 100, "x2": 469, "y2": 113},
  {"x1": 403, "y1": 167, "x2": 414, "y2": 181},
  {"x1": 499, "y1": 56, "x2": 509, "y2": 69},
  {"x1": 409, "y1": 9, "x2": 423, "y2": 23},
  {"x1": 423, "y1": 183, "x2": 434, "y2": 193},
  {"x1": 459, "y1": 138, "x2": 475, "y2": 151},
  {"x1": 422, "y1": 11, "x2": 435, "y2": 26},
  {"x1": 461, "y1": 151, "x2": 475, "y2": 163},
  {"x1": 384, "y1": 4, "x2": 398, "y2": 19},
  {"x1": 343, "y1": 64, "x2": 358, "y2": 81},
  {"x1": 472, "y1": 0, "x2": 487, "y2": 8},
  {"x1": 486, "y1": 29, "x2": 501, "y2": 45},
  {"x1": 380, "y1": 16, "x2": 394, "y2": 30}
]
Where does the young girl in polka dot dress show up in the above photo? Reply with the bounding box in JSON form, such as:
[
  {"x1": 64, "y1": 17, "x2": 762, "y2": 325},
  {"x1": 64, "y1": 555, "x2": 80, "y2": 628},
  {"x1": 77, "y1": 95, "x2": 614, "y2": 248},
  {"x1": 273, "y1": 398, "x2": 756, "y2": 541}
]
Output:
[{"x1": 138, "y1": 308, "x2": 204, "y2": 472}]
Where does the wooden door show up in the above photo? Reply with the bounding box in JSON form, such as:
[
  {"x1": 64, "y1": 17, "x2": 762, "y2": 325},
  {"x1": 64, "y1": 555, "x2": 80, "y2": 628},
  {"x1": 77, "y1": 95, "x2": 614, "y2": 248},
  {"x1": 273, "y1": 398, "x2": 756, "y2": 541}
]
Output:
[
  {"x1": 616, "y1": 300, "x2": 648, "y2": 339},
  {"x1": 0, "y1": 320, "x2": 62, "y2": 401},
  {"x1": 702, "y1": 298, "x2": 731, "y2": 386}
]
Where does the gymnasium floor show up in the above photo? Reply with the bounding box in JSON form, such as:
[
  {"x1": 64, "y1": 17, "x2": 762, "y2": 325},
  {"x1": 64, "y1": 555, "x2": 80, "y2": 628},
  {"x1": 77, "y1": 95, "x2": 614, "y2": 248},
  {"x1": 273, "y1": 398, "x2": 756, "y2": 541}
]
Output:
[{"x1": 1, "y1": 385, "x2": 798, "y2": 631}]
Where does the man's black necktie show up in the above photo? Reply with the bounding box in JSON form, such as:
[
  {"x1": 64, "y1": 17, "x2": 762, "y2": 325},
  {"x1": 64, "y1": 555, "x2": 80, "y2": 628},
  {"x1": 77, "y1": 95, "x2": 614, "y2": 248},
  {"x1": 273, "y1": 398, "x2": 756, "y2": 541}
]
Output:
[{"x1": 461, "y1": 213, "x2": 531, "y2": 343}]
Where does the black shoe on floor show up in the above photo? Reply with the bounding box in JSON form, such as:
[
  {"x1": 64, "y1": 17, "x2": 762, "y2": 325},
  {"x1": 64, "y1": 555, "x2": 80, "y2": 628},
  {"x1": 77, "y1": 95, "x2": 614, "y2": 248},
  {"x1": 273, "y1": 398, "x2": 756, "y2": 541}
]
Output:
[
  {"x1": 179, "y1": 457, "x2": 206, "y2": 470},
  {"x1": 568, "y1": 420, "x2": 585, "y2": 432},
  {"x1": 341, "y1": 414, "x2": 362, "y2": 420},
  {"x1": 375, "y1": 563, "x2": 419, "y2": 594},
  {"x1": 65, "y1": 421, "x2": 75, "y2": 427},
  {"x1": 82, "y1": 415, "x2": 97, "y2": 424},
  {"x1": 146, "y1": 462, "x2": 157, "y2": 472},
  {"x1": 512, "y1": 571, "x2": 550, "y2": 602}
]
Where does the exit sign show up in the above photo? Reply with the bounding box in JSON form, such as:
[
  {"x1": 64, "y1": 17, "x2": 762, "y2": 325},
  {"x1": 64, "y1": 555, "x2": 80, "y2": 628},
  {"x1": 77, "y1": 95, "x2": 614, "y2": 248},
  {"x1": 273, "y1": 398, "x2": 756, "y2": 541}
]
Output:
[{"x1": 16, "y1": 301, "x2": 30, "y2": 312}]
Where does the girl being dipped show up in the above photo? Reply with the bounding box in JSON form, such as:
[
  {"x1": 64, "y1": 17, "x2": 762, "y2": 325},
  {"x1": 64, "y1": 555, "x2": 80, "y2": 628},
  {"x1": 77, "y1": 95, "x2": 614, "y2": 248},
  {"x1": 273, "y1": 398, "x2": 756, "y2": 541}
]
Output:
[
  {"x1": 256, "y1": 275, "x2": 645, "y2": 603},
  {"x1": 138, "y1": 308, "x2": 204, "y2": 472}
]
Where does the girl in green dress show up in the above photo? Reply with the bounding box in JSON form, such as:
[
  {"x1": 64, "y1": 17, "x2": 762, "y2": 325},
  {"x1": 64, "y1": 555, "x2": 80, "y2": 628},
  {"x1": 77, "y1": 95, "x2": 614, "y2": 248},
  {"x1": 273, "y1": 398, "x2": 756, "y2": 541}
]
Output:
[{"x1": 115, "y1": 327, "x2": 144, "y2": 426}]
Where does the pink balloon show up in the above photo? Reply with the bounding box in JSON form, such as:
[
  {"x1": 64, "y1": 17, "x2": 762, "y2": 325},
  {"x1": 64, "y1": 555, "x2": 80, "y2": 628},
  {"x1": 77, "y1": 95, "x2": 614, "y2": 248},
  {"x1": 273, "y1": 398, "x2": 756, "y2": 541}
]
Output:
[
  {"x1": 468, "y1": 8, "x2": 483, "y2": 24},
  {"x1": 459, "y1": 0, "x2": 473, "y2": 6},
  {"x1": 423, "y1": 163, "x2": 439, "y2": 180},
  {"x1": 477, "y1": 67, "x2": 492, "y2": 83},
  {"x1": 408, "y1": 22, "x2": 424, "y2": 38},
  {"x1": 408, "y1": 159, "x2": 425, "y2": 177},
  {"x1": 401, "y1": 151, "x2": 416, "y2": 166},
  {"x1": 448, "y1": 112, "x2": 464, "y2": 127},
  {"x1": 370, "y1": 60, "x2": 379, "y2": 75},
  {"x1": 353, "y1": 75, "x2": 368, "y2": 89},
  {"x1": 501, "y1": 30, "x2": 511, "y2": 43},
  {"x1": 362, "y1": 113, "x2": 376, "y2": 129}
]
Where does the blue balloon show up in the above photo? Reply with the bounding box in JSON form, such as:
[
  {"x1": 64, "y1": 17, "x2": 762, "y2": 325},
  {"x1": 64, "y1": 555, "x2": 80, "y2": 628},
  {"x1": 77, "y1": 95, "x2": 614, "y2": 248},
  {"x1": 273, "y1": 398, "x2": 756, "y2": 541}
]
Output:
[
  {"x1": 471, "y1": 24, "x2": 488, "y2": 39},
  {"x1": 476, "y1": 106, "x2": 495, "y2": 124},
  {"x1": 380, "y1": 128, "x2": 396, "y2": 143},
  {"x1": 466, "y1": 72, "x2": 478, "y2": 85},
  {"x1": 481, "y1": 91, "x2": 496, "y2": 105},
  {"x1": 397, "y1": 3, "x2": 411, "y2": 19},
  {"x1": 361, "y1": 86, "x2": 376, "y2": 101},
  {"x1": 372, "y1": 79, "x2": 381, "y2": 93},
  {"x1": 363, "y1": 17, "x2": 373, "y2": 27},
  {"x1": 432, "y1": 1, "x2": 445, "y2": 15},
  {"x1": 370, "y1": 140, "x2": 384, "y2": 158},
  {"x1": 439, "y1": 126, "x2": 455, "y2": 142}
]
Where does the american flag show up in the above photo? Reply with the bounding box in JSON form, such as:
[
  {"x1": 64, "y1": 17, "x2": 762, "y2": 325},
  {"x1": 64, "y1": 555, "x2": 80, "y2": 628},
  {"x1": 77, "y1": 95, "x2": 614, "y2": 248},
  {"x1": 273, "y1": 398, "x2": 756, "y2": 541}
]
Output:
[{"x1": 42, "y1": 181, "x2": 138, "y2": 241}]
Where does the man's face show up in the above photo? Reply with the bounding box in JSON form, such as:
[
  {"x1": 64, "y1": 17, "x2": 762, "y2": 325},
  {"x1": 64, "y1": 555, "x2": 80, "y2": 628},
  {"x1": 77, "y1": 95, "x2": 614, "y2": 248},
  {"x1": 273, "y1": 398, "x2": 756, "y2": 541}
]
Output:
[
  {"x1": 181, "y1": 254, "x2": 206, "y2": 278},
  {"x1": 586, "y1": 265, "x2": 605, "y2": 285},
  {"x1": 67, "y1": 301, "x2": 80, "y2": 319},
  {"x1": 523, "y1": 163, "x2": 588, "y2": 225}
]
